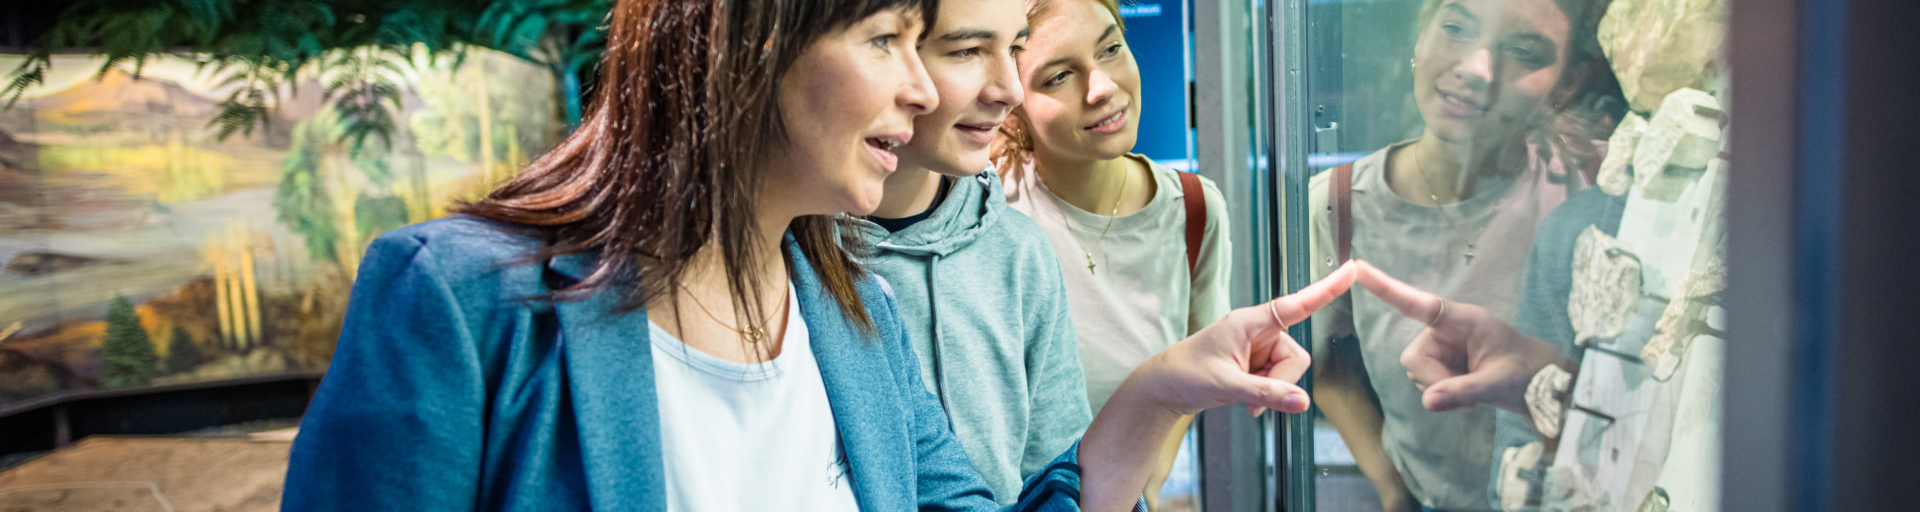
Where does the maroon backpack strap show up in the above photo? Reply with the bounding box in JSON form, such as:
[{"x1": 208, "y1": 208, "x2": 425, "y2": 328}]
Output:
[
  {"x1": 1330, "y1": 163, "x2": 1355, "y2": 264},
  {"x1": 1178, "y1": 171, "x2": 1205, "y2": 276}
]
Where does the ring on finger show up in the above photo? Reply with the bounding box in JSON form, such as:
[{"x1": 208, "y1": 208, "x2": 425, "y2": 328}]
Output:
[
  {"x1": 1269, "y1": 300, "x2": 1289, "y2": 332},
  {"x1": 1428, "y1": 298, "x2": 1450, "y2": 327}
]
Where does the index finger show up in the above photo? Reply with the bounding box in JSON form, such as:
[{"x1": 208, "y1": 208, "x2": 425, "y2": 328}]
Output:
[
  {"x1": 1266, "y1": 261, "x2": 1358, "y2": 327},
  {"x1": 1352, "y1": 260, "x2": 1444, "y2": 324}
]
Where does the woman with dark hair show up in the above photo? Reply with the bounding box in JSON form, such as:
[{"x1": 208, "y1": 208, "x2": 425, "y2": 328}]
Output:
[
  {"x1": 1304, "y1": 0, "x2": 1626, "y2": 510},
  {"x1": 280, "y1": 0, "x2": 1355, "y2": 510}
]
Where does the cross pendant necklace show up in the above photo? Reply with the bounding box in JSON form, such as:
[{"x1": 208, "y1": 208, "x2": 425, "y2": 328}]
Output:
[
  {"x1": 1431, "y1": 190, "x2": 1480, "y2": 267},
  {"x1": 1413, "y1": 143, "x2": 1483, "y2": 267},
  {"x1": 1055, "y1": 164, "x2": 1129, "y2": 275}
]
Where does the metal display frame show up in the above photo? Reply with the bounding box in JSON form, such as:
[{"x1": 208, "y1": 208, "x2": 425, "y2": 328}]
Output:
[
  {"x1": 1192, "y1": 0, "x2": 1275, "y2": 510},
  {"x1": 1190, "y1": 0, "x2": 1310, "y2": 510}
]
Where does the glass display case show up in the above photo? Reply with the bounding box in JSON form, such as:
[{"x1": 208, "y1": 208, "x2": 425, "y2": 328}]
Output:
[{"x1": 1248, "y1": 0, "x2": 1732, "y2": 511}]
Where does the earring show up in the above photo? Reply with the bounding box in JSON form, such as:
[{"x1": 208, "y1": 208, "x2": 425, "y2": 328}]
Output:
[{"x1": 1410, "y1": 58, "x2": 1416, "y2": 69}]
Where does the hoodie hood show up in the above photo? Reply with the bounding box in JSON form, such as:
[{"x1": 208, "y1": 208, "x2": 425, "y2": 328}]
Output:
[{"x1": 851, "y1": 169, "x2": 1006, "y2": 257}]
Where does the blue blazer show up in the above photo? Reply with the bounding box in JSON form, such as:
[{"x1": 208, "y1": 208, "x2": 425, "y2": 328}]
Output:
[{"x1": 281, "y1": 216, "x2": 1091, "y2": 511}]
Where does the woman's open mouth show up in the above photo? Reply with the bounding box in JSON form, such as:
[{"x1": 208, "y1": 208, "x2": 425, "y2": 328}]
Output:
[{"x1": 865, "y1": 134, "x2": 909, "y2": 172}]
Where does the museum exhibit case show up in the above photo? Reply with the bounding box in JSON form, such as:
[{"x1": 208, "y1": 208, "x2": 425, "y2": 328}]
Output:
[
  {"x1": 1184, "y1": 0, "x2": 1740, "y2": 510},
  {"x1": 1247, "y1": 0, "x2": 1731, "y2": 510}
]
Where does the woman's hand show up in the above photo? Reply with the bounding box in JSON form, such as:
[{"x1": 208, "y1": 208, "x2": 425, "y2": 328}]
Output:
[
  {"x1": 1128, "y1": 261, "x2": 1359, "y2": 417},
  {"x1": 1351, "y1": 261, "x2": 1574, "y2": 414},
  {"x1": 1079, "y1": 262, "x2": 1356, "y2": 512}
]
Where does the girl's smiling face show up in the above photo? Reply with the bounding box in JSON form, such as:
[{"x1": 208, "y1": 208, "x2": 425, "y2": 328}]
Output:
[
  {"x1": 1412, "y1": 0, "x2": 1576, "y2": 147},
  {"x1": 1016, "y1": 0, "x2": 1142, "y2": 164}
]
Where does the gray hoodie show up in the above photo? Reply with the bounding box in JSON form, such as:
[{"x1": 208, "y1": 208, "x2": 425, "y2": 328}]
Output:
[{"x1": 851, "y1": 169, "x2": 1092, "y2": 505}]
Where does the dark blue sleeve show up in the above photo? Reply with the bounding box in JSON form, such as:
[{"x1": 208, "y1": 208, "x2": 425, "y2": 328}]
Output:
[
  {"x1": 282, "y1": 234, "x2": 486, "y2": 511},
  {"x1": 1007, "y1": 442, "x2": 1149, "y2": 512}
]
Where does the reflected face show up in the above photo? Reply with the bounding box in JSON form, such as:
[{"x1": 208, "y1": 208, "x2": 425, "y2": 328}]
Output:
[
  {"x1": 768, "y1": 9, "x2": 939, "y2": 216},
  {"x1": 1016, "y1": 0, "x2": 1141, "y2": 163},
  {"x1": 1412, "y1": 0, "x2": 1573, "y2": 146},
  {"x1": 899, "y1": 0, "x2": 1030, "y2": 176}
]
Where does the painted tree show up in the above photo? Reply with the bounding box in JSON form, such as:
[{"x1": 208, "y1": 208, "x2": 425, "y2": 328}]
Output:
[
  {"x1": 275, "y1": 117, "x2": 341, "y2": 264},
  {"x1": 165, "y1": 326, "x2": 202, "y2": 374},
  {"x1": 411, "y1": 52, "x2": 557, "y2": 169},
  {"x1": 355, "y1": 193, "x2": 411, "y2": 239},
  {"x1": 101, "y1": 296, "x2": 159, "y2": 388}
]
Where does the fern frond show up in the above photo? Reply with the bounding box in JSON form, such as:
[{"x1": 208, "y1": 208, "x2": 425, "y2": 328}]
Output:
[{"x1": 2, "y1": 58, "x2": 48, "y2": 108}]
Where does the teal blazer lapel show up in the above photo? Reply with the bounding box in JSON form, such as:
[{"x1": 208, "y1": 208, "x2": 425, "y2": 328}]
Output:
[
  {"x1": 548, "y1": 252, "x2": 665, "y2": 511},
  {"x1": 787, "y1": 239, "x2": 906, "y2": 511}
]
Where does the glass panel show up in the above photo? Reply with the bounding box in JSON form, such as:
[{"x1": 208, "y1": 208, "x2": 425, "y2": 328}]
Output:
[{"x1": 1270, "y1": 0, "x2": 1732, "y2": 511}]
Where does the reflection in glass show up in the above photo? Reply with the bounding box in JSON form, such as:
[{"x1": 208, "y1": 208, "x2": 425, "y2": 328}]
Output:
[{"x1": 1284, "y1": 0, "x2": 1729, "y2": 511}]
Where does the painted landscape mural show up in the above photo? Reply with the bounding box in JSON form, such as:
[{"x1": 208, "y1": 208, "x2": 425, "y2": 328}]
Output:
[{"x1": 0, "y1": 49, "x2": 559, "y2": 409}]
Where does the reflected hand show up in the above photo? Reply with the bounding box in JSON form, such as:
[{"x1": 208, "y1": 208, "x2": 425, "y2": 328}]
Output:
[
  {"x1": 1131, "y1": 261, "x2": 1358, "y2": 417},
  {"x1": 1352, "y1": 261, "x2": 1572, "y2": 413}
]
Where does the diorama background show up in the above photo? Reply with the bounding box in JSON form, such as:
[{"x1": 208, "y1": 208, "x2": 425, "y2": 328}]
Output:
[{"x1": 0, "y1": 49, "x2": 558, "y2": 409}]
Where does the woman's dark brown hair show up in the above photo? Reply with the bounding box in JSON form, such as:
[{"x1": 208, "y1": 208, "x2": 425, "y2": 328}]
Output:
[{"x1": 458, "y1": 0, "x2": 935, "y2": 339}]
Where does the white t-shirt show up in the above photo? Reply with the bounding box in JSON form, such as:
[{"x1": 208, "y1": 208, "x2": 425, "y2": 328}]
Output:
[
  {"x1": 650, "y1": 282, "x2": 859, "y2": 511},
  {"x1": 1004, "y1": 155, "x2": 1233, "y2": 415}
]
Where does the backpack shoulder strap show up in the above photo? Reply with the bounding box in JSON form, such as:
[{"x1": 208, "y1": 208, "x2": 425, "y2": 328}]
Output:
[
  {"x1": 1330, "y1": 163, "x2": 1355, "y2": 264},
  {"x1": 1179, "y1": 171, "x2": 1205, "y2": 276}
]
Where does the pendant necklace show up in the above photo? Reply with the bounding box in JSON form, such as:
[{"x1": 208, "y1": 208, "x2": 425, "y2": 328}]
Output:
[
  {"x1": 1411, "y1": 143, "x2": 1485, "y2": 266},
  {"x1": 678, "y1": 282, "x2": 788, "y2": 344},
  {"x1": 1056, "y1": 164, "x2": 1129, "y2": 275}
]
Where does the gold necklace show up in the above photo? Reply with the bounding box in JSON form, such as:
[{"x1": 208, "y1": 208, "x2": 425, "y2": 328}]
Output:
[
  {"x1": 677, "y1": 282, "x2": 787, "y2": 344},
  {"x1": 1410, "y1": 143, "x2": 1481, "y2": 266},
  {"x1": 1056, "y1": 163, "x2": 1129, "y2": 274}
]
